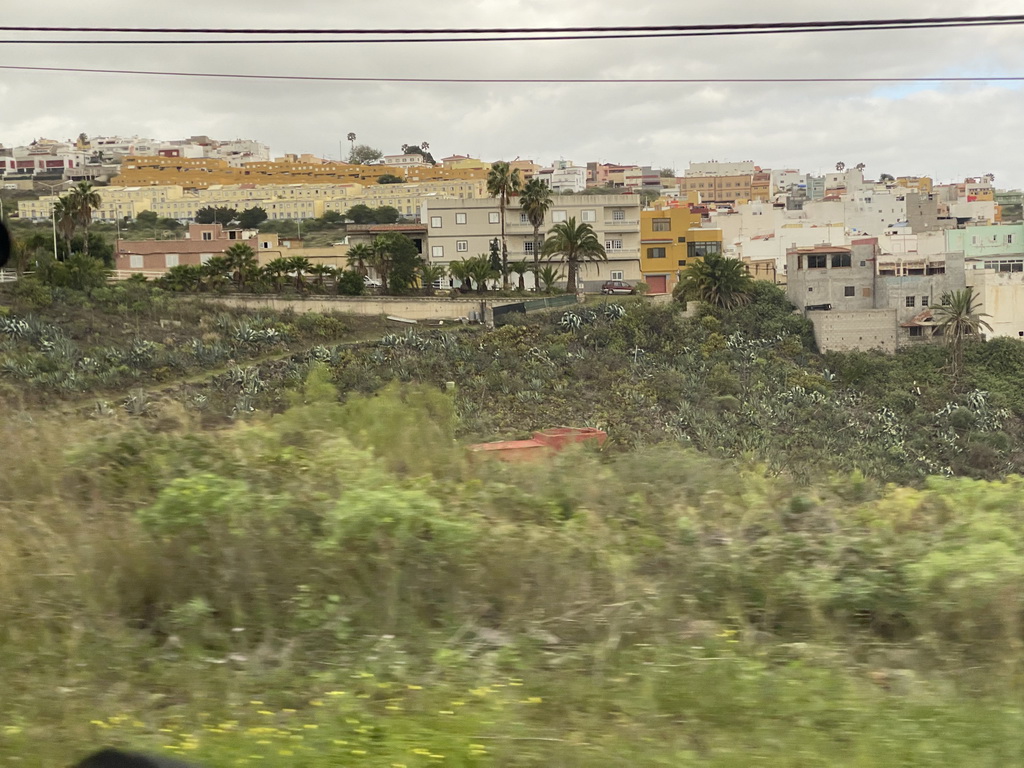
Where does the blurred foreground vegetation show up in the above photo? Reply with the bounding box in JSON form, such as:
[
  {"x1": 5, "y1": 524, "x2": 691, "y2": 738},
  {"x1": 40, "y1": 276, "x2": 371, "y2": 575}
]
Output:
[{"x1": 3, "y1": 377, "x2": 1024, "y2": 766}]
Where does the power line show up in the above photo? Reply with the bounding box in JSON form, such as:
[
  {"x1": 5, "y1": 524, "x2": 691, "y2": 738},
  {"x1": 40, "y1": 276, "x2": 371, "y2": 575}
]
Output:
[
  {"x1": 2, "y1": 21, "x2": 1023, "y2": 44},
  {"x1": 2, "y1": 16, "x2": 1023, "y2": 34},
  {"x1": 2, "y1": 64, "x2": 1022, "y2": 84}
]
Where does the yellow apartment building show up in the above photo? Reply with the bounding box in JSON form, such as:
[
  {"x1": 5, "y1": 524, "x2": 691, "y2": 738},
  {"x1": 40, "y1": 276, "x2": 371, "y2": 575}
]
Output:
[
  {"x1": 639, "y1": 206, "x2": 723, "y2": 294},
  {"x1": 679, "y1": 174, "x2": 754, "y2": 204},
  {"x1": 114, "y1": 156, "x2": 489, "y2": 190}
]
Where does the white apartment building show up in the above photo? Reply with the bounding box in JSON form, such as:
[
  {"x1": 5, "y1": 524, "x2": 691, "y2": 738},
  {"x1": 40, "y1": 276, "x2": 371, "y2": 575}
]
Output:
[
  {"x1": 686, "y1": 160, "x2": 757, "y2": 178},
  {"x1": 422, "y1": 195, "x2": 642, "y2": 291}
]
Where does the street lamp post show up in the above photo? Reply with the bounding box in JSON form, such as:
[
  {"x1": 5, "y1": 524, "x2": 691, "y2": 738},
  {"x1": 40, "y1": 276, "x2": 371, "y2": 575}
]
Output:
[{"x1": 39, "y1": 180, "x2": 72, "y2": 261}]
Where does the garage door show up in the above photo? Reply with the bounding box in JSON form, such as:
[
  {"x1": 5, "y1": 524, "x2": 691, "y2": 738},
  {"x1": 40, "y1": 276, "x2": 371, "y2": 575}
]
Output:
[{"x1": 646, "y1": 275, "x2": 668, "y2": 294}]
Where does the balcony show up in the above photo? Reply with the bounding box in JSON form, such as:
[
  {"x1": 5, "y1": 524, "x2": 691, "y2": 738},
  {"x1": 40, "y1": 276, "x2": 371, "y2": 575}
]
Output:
[{"x1": 603, "y1": 219, "x2": 640, "y2": 230}]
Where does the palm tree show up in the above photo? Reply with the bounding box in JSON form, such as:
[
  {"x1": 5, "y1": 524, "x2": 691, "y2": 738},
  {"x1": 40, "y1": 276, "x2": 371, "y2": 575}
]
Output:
[
  {"x1": 676, "y1": 251, "x2": 753, "y2": 310},
  {"x1": 448, "y1": 258, "x2": 472, "y2": 293},
  {"x1": 541, "y1": 217, "x2": 607, "y2": 294},
  {"x1": 933, "y1": 287, "x2": 993, "y2": 386},
  {"x1": 368, "y1": 236, "x2": 394, "y2": 294},
  {"x1": 346, "y1": 243, "x2": 373, "y2": 277},
  {"x1": 286, "y1": 256, "x2": 313, "y2": 293},
  {"x1": 200, "y1": 255, "x2": 232, "y2": 292},
  {"x1": 419, "y1": 263, "x2": 447, "y2": 296},
  {"x1": 535, "y1": 265, "x2": 565, "y2": 294},
  {"x1": 68, "y1": 181, "x2": 102, "y2": 257},
  {"x1": 509, "y1": 260, "x2": 529, "y2": 292},
  {"x1": 486, "y1": 161, "x2": 522, "y2": 289},
  {"x1": 52, "y1": 196, "x2": 77, "y2": 256},
  {"x1": 262, "y1": 257, "x2": 292, "y2": 293},
  {"x1": 306, "y1": 264, "x2": 336, "y2": 292},
  {"x1": 464, "y1": 255, "x2": 498, "y2": 293},
  {"x1": 159, "y1": 264, "x2": 204, "y2": 292},
  {"x1": 518, "y1": 178, "x2": 552, "y2": 278},
  {"x1": 223, "y1": 243, "x2": 258, "y2": 291}
]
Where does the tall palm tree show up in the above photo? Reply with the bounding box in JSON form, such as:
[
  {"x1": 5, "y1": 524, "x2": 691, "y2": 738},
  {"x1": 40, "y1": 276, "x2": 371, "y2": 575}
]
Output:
[
  {"x1": 541, "y1": 217, "x2": 607, "y2": 295},
  {"x1": 486, "y1": 161, "x2": 522, "y2": 289},
  {"x1": 518, "y1": 178, "x2": 552, "y2": 279},
  {"x1": 223, "y1": 243, "x2": 258, "y2": 291},
  {"x1": 52, "y1": 196, "x2": 77, "y2": 257},
  {"x1": 933, "y1": 287, "x2": 992, "y2": 386},
  {"x1": 676, "y1": 251, "x2": 753, "y2": 310},
  {"x1": 346, "y1": 243, "x2": 373, "y2": 277},
  {"x1": 368, "y1": 235, "x2": 396, "y2": 294},
  {"x1": 68, "y1": 181, "x2": 102, "y2": 257}
]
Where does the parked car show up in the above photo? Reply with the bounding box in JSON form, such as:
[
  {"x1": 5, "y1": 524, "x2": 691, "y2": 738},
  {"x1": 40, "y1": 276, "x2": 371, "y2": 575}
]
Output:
[
  {"x1": 364, "y1": 276, "x2": 383, "y2": 288},
  {"x1": 601, "y1": 280, "x2": 636, "y2": 295}
]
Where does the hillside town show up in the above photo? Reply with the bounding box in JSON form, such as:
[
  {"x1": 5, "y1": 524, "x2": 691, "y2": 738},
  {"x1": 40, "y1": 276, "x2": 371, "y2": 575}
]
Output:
[{"x1": 3, "y1": 132, "x2": 1023, "y2": 351}]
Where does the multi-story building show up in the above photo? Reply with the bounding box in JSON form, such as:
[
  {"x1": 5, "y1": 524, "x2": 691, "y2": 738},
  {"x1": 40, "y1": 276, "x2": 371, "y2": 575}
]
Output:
[
  {"x1": 421, "y1": 195, "x2": 642, "y2": 290},
  {"x1": 115, "y1": 223, "x2": 257, "y2": 273},
  {"x1": 639, "y1": 206, "x2": 723, "y2": 294},
  {"x1": 786, "y1": 239, "x2": 966, "y2": 351},
  {"x1": 114, "y1": 156, "x2": 489, "y2": 190},
  {"x1": 685, "y1": 160, "x2": 757, "y2": 178},
  {"x1": 623, "y1": 166, "x2": 662, "y2": 192},
  {"x1": 679, "y1": 173, "x2": 754, "y2": 204},
  {"x1": 547, "y1": 162, "x2": 588, "y2": 193}
]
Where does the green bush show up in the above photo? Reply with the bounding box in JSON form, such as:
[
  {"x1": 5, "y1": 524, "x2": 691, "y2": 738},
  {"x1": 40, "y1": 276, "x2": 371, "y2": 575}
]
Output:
[
  {"x1": 35, "y1": 253, "x2": 110, "y2": 291},
  {"x1": 336, "y1": 269, "x2": 365, "y2": 295}
]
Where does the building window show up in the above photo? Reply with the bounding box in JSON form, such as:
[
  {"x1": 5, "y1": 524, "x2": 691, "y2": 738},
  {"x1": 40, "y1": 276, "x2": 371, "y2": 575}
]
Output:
[
  {"x1": 677, "y1": 259, "x2": 687, "y2": 267},
  {"x1": 581, "y1": 209, "x2": 596, "y2": 222},
  {"x1": 519, "y1": 212, "x2": 529, "y2": 223},
  {"x1": 647, "y1": 247, "x2": 666, "y2": 259},
  {"x1": 909, "y1": 326, "x2": 924, "y2": 338},
  {"x1": 200, "y1": 253, "x2": 213, "y2": 264},
  {"x1": 129, "y1": 254, "x2": 143, "y2": 269},
  {"x1": 906, "y1": 296, "x2": 916, "y2": 307},
  {"x1": 941, "y1": 294, "x2": 952, "y2": 305},
  {"x1": 552, "y1": 210, "x2": 567, "y2": 223},
  {"x1": 431, "y1": 245, "x2": 444, "y2": 258},
  {"x1": 456, "y1": 240, "x2": 468, "y2": 252},
  {"x1": 612, "y1": 209, "x2": 625, "y2": 221},
  {"x1": 456, "y1": 212, "x2": 467, "y2": 224},
  {"x1": 844, "y1": 286, "x2": 855, "y2": 297},
  {"x1": 652, "y1": 217, "x2": 671, "y2": 232},
  {"x1": 430, "y1": 216, "x2": 442, "y2": 228},
  {"x1": 689, "y1": 242, "x2": 721, "y2": 259},
  {"x1": 165, "y1": 254, "x2": 179, "y2": 268},
  {"x1": 611, "y1": 270, "x2": 623, "y2": 280},
  {"x1": 606, "y1": 239, "x2": 622, "y2": 250},
  {"x1": 921, "y1": 296, "x2": 929, "y2": 306},
  {"x1": 807, "y1": 254, "x2": 827, "y2": 269},
  {"x1": 831, "y1": 253, "x2": 852, "y2": 268},
  {"x1": 202, "y1": 231, "x2": 212, "y2": 241},
  {"x1": 488, "y1": 212, "x2": 500, "y2": 224}
]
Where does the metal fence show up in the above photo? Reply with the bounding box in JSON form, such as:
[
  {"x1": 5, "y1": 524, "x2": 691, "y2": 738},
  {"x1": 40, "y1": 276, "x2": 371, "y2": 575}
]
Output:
[{"x1": 493, "y1": 293, "x2": 578, "y2": 326}]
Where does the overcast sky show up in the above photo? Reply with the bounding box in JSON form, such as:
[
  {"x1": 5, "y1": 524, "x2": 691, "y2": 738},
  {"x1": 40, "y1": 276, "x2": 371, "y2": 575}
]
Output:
[{"x1": 1, "y1": 1, "x2": 1023, "y2": 186}]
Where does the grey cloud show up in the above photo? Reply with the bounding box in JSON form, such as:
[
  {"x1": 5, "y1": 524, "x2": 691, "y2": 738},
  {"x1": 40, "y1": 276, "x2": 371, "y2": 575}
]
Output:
[{"x1": 1, "y1": 0, "x2": 1022, "y2": 184}]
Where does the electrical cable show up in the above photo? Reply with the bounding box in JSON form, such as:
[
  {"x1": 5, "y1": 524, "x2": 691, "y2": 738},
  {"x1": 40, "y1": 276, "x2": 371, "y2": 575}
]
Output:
[
  {"x1": 0, "y1": 64, "x2": 1020, "y2": 84},
  {"x1": 2, "y1": 21, "x2": 1023, "y2": 44},
  {"x1": 2, "y1": 16, "x2": 1023, "y2": 35}
]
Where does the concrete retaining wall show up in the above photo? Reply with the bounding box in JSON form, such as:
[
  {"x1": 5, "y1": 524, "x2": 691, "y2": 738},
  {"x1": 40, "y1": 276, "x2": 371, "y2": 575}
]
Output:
[{"x1": 199, "y1": 294, "x2": 524, "y2": 325}]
